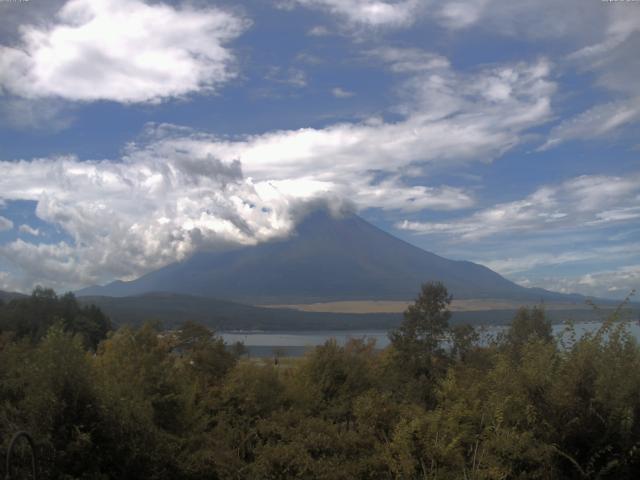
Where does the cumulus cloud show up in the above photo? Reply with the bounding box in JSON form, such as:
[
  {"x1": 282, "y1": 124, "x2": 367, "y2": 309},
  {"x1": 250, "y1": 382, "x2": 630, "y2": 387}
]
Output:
[
  {"x1": 0, "y1": 53, "x2": 555, "y2": 291},
  {"x1": 0, "y1": 153, "x2": 291, "y2": 291},
  {"x1": 0, "y1": 216, "x2": 13, "y2": 232},
  {"x1": 397, "y1": 173, "x2": 640, "y2": 240},
  {"x1": 0, "y1": 0, "x2": 248, "y2": 103},
  {"x1": 0, "y1": 148, "x2": 469, "y2": 290}
]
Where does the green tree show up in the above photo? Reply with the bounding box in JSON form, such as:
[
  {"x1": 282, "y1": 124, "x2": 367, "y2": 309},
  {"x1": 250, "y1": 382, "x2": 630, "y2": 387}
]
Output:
[
  {"x1": 0, "y1": 288, "x2": 111, "y2": 349},
  {"x1": 505, "y1": 306, "x2": 552, "y2": 350},
  {"x1": 388, "y1": 282, "x2": 452, "y2": 403}
]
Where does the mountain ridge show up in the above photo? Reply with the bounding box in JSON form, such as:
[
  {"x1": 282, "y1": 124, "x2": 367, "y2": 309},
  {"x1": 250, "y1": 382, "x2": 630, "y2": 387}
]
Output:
[{"x1": 77, "y1": 210, "x2": 587, "y2": 304}]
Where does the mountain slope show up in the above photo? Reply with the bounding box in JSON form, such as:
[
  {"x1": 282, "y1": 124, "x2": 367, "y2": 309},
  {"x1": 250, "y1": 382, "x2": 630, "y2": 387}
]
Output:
[
  {"x1": 0, "y1": 290, "x2": 27, "y2": 303},
  {"x1": 78, "y1": 210, "x2": 583, "y2": 303}
]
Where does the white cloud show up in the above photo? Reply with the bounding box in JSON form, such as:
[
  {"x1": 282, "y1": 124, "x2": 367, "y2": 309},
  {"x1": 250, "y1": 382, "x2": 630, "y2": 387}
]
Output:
[
  {"x1": 18, "y1": 224, "x2": 40, "y2": 236},
  {"x1": 0, "y1": 98, "x2": 74, "y2": 131},
  {"x1": 435, "y1": 0, "x2": 605, "y2": 39},
  {"x1": 516, "y1": 265, "x2": 640, "y2": 300},
  {"x1": 0, "y1": 0, "x2": 248, "y2": 103},
  {"x1": 570, "y1": 7, "x2": 640, "y2": 72},
  {"x1": 479, "y1": 243, "x2": 640, "y2": 276},
  {"x1": 0, "y1": 54, "x2": 555, "y2": 291},
  {"x1": 370, "y1": 47, "x2": 450, "y2": 73},
  {"x1": 331, "y1": 87, "x2": 354, "y2": 98},
  {"x1": 140, "y1": 58, "x2": 554, "y2": 180},
  {"x1": 0, "y1": 154, "x2": 291, "y2": 291},
  {"x1": 265, "y1": 66, "x2": 308, "y2": 88},
  {"x1": 0, "y1": 149, "x2": 472, "y2": 291},
  {"x1": 292, "y1": 0, "x2": 422, "y2": 28},
  {"x1": 307, "y1": 25, "x2": 331, "y2": 36},
  {"x1": 0, "y1": 216, "x2": 13, "y2": 232},
  {"x1": 397, "y1": 173, "x2": 640, "y2": 240},
  {"x1": 541, "y1": 99, "x2": 640, "y2": 150},
  {"x1": 0, "y1": 271, "x2": 11, "y2": 292},
  {"x1": 539, "y1": 7, "x2": 640, "y2": 149},
  {"x1": 292, "y1": 0, "x2": 605, "y2": 38}
]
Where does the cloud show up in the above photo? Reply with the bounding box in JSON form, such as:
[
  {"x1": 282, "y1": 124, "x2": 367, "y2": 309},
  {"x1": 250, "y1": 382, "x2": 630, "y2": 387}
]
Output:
[
  {"x1": 307, "y1": 25, "x2": 331, "y2": 36},
  {"x1": 540, "y1": 99, "x2": 640, "y2": 150},
  {"x1": 291, "y1": 0, "x2": 422, "y2": 28},
  {"x1": 331, "y1": 87, "x2": 354, "y2": 98},
  {"x1": 265, "y1": 66, "x2": 308, "y2": 88},
  {"x1": 397, "y1": 173, "x2": 640, "y2": 240},
  {"x1": 0, "y1": 153, "x2": 289, "y2": 291},
  {"x1": 0, "y1": 53, "x2": 555, "y2": 291},
  {"x1": 370, "y1": 47, "x2": 450, "y2": 73},
  {"x1": 140, "y1": 58, "x2": 554, "y2": 180},
  {"x1": 0, "y1": 0, "x2": 248, "y2": 103},
  {"x1": 538, "y1": 7, "x2": 640, "y2": 150},
  {"x1": 0, "y1": 271, "x2": 11, "y2": 291},
  {"x1": 0, "y1": 216, "x2": 13, "y2": 232},
  {"x1": 18, "y1": 224, "x2": 40, "y2": 236},
  {"x1": 516, "y1": 265, "x2": 640, "y2": 300},
  {"x1": 292, "y1": 0, "x2": 604, "y2": 37},
  {"x1": 434, "y1": 0, "x2": 605, "y2": 38},
  {"x1": 0, "y1": 148, "x2": 469, "y2": 291},
  {"x1": 569, "y1": 6, "x2": 640, "y2": 76},
  {"x1": 0, "y1": 98, "x2": 74, "y2": 131},
  {"x1": 479, "y1": 243, "x2": 640, "y2": 276}
]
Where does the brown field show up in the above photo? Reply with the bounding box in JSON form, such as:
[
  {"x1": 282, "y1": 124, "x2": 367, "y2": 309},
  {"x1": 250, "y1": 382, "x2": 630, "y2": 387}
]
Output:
[{"x1": 260, "y1": 299, "x2": 592, "y2": 314}]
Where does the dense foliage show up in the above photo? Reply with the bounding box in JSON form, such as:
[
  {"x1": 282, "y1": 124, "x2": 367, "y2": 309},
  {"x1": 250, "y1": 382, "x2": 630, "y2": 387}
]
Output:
[{"x1": 1, "y1": 284, "x2": 639, "y2": 479}]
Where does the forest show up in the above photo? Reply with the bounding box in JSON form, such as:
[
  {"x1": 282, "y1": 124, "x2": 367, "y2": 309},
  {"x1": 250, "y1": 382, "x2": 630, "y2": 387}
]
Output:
[{"x1": 1, "y1": 284, "x2": 639, "y2": 479}]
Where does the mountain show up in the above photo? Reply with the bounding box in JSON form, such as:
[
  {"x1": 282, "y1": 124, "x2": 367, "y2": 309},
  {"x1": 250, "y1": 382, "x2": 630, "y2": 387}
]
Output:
[
  {"x1": 78, "y1": 210, "x2": 585, "y2": 304},
  {"x1": 0, "y1": 290, "x2": 27, "y2": 303}
]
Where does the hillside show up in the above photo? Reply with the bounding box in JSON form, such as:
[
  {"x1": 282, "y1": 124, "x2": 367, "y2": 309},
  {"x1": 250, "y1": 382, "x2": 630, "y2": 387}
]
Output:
[
  {"x1": 78, "y1": 210, "x2": 585, "y2": 304},
  {"x1": 0, "y1": 290, "x2": 27, "y2": 303}
]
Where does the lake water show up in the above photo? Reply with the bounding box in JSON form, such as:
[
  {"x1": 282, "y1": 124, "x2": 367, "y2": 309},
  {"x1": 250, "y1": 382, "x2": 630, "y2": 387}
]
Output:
[{"x1": 221, "y1": 321, "x2": 640, "y2": 358}]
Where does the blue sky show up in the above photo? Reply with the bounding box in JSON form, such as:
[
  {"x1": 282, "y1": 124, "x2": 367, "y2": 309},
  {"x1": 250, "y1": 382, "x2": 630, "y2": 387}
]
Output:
[{"x1": 0, "y1": 0, "x2": 638, "y2": 298}]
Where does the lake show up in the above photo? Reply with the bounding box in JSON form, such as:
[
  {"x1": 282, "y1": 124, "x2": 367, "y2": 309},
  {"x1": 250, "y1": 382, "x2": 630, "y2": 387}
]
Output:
[{"x1": 221, "y1": 321, "x2": 640, "y2": 358}]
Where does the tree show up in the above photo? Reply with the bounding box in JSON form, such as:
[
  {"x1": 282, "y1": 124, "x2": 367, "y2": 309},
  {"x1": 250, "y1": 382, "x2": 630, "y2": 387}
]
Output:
[
  {"x1": 391, "y1": 282, "x2": 452, "y2": 351},
  {"x1": 450, "y1": 323, "x2": 479, "y2": 362},
  {"x1": 0, "y1": 288, "x2": 112, "y2": 348},
  {"x1": 506, "y1": 306, "x2": 552, "y2": 350},
  {"x1": 388, "y1": 282, "x2": 452, "y2": 403}
]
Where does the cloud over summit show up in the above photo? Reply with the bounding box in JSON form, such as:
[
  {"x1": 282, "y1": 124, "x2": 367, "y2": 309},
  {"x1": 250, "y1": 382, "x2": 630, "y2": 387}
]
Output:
[{"x1": 0, "y1": 52, "x2": 554, "y2": 291}]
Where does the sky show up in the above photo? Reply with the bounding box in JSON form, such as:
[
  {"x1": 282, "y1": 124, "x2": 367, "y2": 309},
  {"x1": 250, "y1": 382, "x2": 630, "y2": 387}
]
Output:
[{"x1": 0, "y1": 0, "x2": 638, "y2": 299}]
